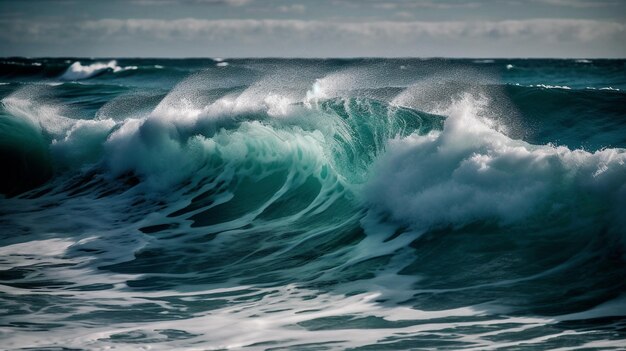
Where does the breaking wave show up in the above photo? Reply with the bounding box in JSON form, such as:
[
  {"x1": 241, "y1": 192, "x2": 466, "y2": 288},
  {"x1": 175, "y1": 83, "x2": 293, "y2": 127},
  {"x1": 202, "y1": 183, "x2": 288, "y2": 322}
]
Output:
[
  {"x1": 1, "y1": 58, "x2": 625, "y2": 350},
  {"x1": 60, "y1": 60, "x2": 138, "y2": 80}
]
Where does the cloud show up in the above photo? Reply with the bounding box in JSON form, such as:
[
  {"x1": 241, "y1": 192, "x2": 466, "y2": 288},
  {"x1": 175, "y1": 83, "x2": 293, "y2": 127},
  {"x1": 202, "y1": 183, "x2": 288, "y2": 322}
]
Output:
[
  {"x1": 1, "y1": 17, "x2": 624, "y2": 57},
  {"x1": 218, "y1": 0, "x2": 252, "y2": 6},
  {"x1": 371, "y1": 1, "x2": 482, "y2": 10},
  {"x1": 532, "y1": 0, "x2": 618, "y2": 8},
  {"x1": 131, "y1": 0, "x2": 252, "y2": 6},
  {"x1": 277, "y1": 4, "x2": 306, "y2": 13},
  {"x1": 3, "y1": 18, "x2": 622, "y2": 43},
  {"x1": 394, "y1": 11, "x2": 414, "y2": 19},
  {"x1": 373, "y1": 3, "x2": 398, "y2": 10}
]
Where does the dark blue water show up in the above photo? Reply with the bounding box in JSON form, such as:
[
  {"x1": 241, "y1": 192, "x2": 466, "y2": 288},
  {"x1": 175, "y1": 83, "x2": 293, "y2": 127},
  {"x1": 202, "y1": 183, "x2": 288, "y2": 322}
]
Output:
[{"x1": 1, "y1": 58, "x2": 625, "y2": 350}]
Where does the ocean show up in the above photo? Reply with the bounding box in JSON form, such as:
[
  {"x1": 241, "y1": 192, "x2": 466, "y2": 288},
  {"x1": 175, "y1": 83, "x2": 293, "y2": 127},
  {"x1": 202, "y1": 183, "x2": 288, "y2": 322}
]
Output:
[{"x1": 0, "y1": 57, "x2": 625, "y2": 350}]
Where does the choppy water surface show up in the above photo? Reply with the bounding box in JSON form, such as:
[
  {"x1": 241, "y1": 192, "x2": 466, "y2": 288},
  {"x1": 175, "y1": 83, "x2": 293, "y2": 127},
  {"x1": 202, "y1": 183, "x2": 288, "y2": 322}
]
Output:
[{"x1": 1, "y1": 58, "x2": 625, "y2": 350}]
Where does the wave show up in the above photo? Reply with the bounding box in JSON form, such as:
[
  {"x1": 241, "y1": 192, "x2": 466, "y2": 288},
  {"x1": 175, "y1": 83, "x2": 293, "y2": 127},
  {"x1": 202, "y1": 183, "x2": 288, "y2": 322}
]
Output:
[
  {"x1": 3, "y1": 69, "x2": 625, "y2": 205},
  {"x1": 4, "y1": 74, "x2": 625, "y2": 245},
  {"x1": 366, "y1": 94, "x2": 626, "y2": 232},
  {"x1": 1, "y1": 62, "x2": 625, "y2": 349},
  {"x1": 60, "y1": 60, "x2": 138, "y2": 80}
]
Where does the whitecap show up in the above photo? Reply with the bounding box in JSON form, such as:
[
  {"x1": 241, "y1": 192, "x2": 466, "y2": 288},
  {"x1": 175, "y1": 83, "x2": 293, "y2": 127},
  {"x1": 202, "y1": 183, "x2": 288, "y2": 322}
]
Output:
[
  {"x1": 60, "y1": 60, "x2": 136, "y2": 80},
  {"x1": 533, "y1": 84, "x2": 571, "y2": 90},
  {"x1": 365, "y1": 94, "x2": 626, "y2": 230}
]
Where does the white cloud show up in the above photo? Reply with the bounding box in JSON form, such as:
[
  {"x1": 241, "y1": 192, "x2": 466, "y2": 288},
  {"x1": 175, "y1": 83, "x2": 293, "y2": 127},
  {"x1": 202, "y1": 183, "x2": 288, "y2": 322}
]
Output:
[
  {"x1": 395, "y1": 11, "x2": 414, "y2": 19},
  {"x1": 277, "y1": 4, "x2": 306, "y2": 13}
]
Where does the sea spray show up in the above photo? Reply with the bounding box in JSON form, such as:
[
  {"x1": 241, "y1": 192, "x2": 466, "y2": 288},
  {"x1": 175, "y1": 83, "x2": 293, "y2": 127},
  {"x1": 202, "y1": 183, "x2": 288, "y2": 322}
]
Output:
[{"x1": 0, "y1": 58, "x2": 625, "y2": 350}]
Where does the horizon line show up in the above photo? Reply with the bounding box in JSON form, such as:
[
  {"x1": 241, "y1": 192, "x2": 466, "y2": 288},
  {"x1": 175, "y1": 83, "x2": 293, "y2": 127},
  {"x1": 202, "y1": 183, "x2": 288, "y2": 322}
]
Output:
[{"x1": 3, "y1": 56, "x2": 626, "y2": 60}]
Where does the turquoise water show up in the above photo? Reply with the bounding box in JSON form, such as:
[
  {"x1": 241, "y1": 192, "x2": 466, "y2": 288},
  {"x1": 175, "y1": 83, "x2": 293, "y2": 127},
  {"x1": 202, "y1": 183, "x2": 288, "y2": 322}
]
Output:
[{"x1": 0, "y1": 58, "x2": 625, "y2": 350}]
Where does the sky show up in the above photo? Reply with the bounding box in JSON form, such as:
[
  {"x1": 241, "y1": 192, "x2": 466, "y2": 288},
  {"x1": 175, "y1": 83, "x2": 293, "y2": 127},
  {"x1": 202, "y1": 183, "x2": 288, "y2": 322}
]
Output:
[{"x1": 0, "y1": 0, "x2": 625, "y2": 58}]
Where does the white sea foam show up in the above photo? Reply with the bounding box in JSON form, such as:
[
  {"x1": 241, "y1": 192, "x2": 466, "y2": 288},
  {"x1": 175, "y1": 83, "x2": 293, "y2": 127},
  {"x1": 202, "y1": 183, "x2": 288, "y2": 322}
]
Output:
[
  {"x1": 586, "y1": 86, "x2": 621, "y2": 91},
  {"x1": 0, "y1": 275, "x2": 554, "y2": 351},
  {"x1": 1, "y1": 65, "x2": 624, "y2": 350},
  {"x1": 304, "y1": 66, "x2": 400, "y2": 104},
  {"x1": 558, "y1": 295, "x2": 626, "y2": 321},
  {"x1": 533, "y1": 84, "x2": 571, "y2": 90},
  {"x1": 2, "y1": 88, "x2": 119, "y2": 166},
  {"x1": 51, "y1": 118, "x2": 117, "y2": 166},
  {"x1": 2, "y1": 92, "x2": 74, "y2": 135},
  {"x1": 366, "y1": 94, "x2": 626, "y2": 230},
  {"x1": 0, "y1": 238, "x2": 75, "y2": 268},
  {"x1": 60, "y1": 60, "x2": 137, "y2": 80}
]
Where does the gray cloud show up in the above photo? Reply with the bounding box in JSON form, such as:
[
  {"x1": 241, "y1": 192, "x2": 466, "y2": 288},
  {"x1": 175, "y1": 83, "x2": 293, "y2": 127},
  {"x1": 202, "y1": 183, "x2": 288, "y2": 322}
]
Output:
[
  {"x1": 277, "y1": 4, "x2": 306, "y2": 13},
  {"x1": 1, "y1": 17, "x2": 624, "y2": 57},
  {"x1": 531, "y1": 0, "x2": 618, "y2": 8},
  {"x1": 3, "y1": 18, "x2": 623, "y2": 43},
  {"x1": 131, "y1": 0, "x2": 252, "y2": 6},
  {"x1": 373, "y1": 1, "x2": 482, "y2": 10}
]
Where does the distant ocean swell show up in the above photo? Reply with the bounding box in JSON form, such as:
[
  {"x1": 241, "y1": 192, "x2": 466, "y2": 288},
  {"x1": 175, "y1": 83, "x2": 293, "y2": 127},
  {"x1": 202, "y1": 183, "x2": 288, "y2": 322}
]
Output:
[{"x1": 0, "y1": 58, "x2": 625, "y2": 350}]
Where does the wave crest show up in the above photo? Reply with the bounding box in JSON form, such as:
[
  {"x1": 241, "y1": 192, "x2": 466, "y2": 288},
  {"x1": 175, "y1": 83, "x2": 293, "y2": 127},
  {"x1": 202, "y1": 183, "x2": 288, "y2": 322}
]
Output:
[
  {"x1": 60, "y1": 60, "x2": 137, "y2": 80},
  {"x1": 365, "y1": 94, "x2": 626, "y2": 234}
]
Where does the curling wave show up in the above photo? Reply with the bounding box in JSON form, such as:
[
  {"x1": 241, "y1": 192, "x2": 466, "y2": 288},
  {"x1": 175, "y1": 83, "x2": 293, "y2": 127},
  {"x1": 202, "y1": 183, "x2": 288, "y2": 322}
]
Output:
[{"x1": 0, "y1": 58, "x2": 625, "y2": 350}]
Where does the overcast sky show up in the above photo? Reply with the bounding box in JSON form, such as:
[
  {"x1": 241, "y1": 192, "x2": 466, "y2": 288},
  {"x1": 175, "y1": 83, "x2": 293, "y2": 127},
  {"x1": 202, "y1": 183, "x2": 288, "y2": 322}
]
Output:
[{"x1": 1, "y1": 0, "x2": 625, "y2": 58}]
